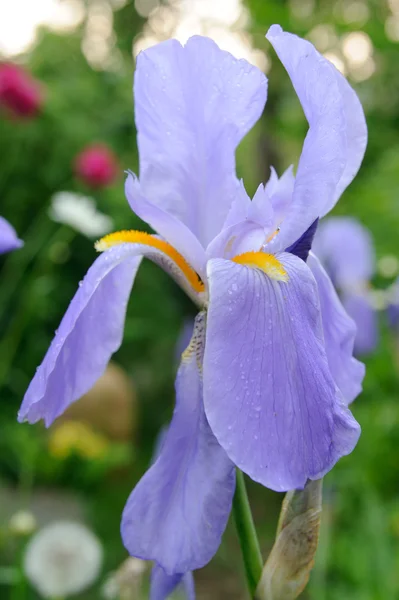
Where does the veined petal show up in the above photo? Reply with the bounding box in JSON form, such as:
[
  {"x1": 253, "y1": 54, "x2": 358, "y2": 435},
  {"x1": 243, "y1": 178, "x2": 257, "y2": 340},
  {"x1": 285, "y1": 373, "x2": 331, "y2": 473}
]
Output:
[
  {"x1": 268, "y1": 165, "x2": 295, "y2": 225},
  {"x1": 204, "y1": 253, "x2": 360, "y2": 492},
  {"x1": 0, "y1": 216, "x2": 23, "y2": 254},
  {"x1": 125, "y1": 174, "x2": 207, "y2": 280},
  {"x1": 134, "y1": 36, "x2": 267, "y2": 247},
  {"x1": 150, "y1": 565, "x2": 195, "y2": 600},
  {"x1": 18, "y1": 245, "x2": 142, "y2": 427},
  {"x1": 308, "y1": 253, "x2": 364, "y2": 404},
  {"x1": 342, "y1": 291, "x2": 378, "y2": 355},
  {"x1": 18, "y1": 236, "x2": 205, "y2": 427},
  {"x1": 266, "y1": 26, "x2": 366, "y2": 250},
  {"x1": 312, "y1": 217, "x2": 375, "y2": 288},
  {"x1": 121, "y1": 313, "x2": 235, "y2": 574}
]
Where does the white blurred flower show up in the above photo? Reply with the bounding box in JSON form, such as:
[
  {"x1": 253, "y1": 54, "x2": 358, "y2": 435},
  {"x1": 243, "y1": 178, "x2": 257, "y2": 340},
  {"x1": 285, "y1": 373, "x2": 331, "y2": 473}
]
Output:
[
  {"x1": 49, "y1": 191, "x2": 114, "y2": 238},
  {"x1": 9, "y1": 510, "x2": 37, "y2": 537},
  {"x1": 24, "y1": 521, "x2": 103, "y2": 598},
  {"x1": 102, "y1": 558, "x2": 147, "y2": 600}
]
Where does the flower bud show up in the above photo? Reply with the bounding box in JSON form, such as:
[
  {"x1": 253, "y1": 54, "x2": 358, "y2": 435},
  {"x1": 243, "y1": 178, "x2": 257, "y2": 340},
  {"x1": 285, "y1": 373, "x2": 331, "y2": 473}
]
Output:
[
  {"x1": 0, "y1": 63, "x2": 42, "y2": 119},
  {"x1": 74, "y1": 144, "x2": 119, "y2": 188},
  {"x1": 256, "y1": 479, "x2": 322, "y2": 600}
]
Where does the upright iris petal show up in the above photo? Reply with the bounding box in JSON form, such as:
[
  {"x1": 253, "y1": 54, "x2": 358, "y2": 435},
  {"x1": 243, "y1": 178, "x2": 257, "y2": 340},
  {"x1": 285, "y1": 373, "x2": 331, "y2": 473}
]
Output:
[
  {"x1": 127, "y1": 36, "x2": 267, "y2": 249},
  {"x1": 264, "y1": 26, "x2": 367, "y2": 252}
]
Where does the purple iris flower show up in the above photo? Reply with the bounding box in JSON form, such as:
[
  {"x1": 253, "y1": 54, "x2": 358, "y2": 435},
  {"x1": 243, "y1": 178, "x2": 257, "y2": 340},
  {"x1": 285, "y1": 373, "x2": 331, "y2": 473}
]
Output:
[
  {"x1": 0, "y1": 216, "x2": 23, "y2": 254},
  {"x1": 18, "y1": 25, "x2": 367, "y2": 591},
  {"x1": 313, "y1": 217, "x2": 378, "y2": 355}
]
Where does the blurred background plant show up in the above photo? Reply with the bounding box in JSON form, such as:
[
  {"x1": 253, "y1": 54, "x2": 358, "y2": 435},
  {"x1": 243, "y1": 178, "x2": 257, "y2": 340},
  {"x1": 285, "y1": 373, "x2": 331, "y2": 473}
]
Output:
[{"x1": 1, "y1": 0, "x2": 399, "y2": 598}]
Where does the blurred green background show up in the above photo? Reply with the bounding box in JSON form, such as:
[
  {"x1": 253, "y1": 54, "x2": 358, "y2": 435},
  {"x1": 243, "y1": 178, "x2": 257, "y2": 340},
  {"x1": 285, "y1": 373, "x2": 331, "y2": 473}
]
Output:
[{"x1": 1, "y1": 0, "x2": 399, "y2": 598}]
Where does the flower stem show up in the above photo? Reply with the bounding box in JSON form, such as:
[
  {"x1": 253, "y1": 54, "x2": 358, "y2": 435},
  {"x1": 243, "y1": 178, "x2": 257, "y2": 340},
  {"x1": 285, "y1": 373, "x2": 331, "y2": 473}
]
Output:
[{"x1": 233, "y1": 469, "x2": 263, "y2": 598}]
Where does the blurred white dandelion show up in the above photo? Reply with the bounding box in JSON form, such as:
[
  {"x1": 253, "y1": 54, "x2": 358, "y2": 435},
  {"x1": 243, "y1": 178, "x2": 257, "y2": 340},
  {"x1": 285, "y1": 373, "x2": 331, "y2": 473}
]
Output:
[
  {"x1": 24, "y1": 521, "x2": 103, "y2": 598},
  {"x1": 49, "y1": 191, "x2": 114, "y2": 238}
]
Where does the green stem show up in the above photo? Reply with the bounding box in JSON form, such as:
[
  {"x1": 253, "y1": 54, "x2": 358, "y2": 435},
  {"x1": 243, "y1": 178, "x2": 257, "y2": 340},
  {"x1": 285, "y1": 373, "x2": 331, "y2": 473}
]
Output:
[{"x1": 233, "y1": 469, "x2": 263, "y2": 598}]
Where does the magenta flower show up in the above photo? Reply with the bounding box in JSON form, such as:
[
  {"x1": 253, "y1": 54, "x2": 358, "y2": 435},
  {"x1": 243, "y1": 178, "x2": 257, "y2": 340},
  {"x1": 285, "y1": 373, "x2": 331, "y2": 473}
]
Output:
[
  {"x1": 0, "y1": 63, "x2": 42, "y2": 119},
  {"x1": 313, "y1": 217, "x2": 378, "y2": 355},
  {"x1": 74, "y1": 144, "x2": 119, "y2": 189},
  {"x1": 0, "y1": 216, "x2": 23, "y2": 254},
  {"x1": 19, "y1": 26, "x2": 366, "y2": 589}
]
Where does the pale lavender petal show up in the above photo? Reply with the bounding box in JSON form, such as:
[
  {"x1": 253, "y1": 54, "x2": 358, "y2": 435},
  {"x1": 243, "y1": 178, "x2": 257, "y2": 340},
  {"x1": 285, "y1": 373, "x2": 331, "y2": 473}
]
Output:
[
  {"x1": 0, "y1": 216, "x2": 23, "y2": 254},
  {"x1": 204, "y1": 254, "x2": 360, "y2": 492},
  {"x1": 312, "y1": 217, "x2": 375, "y2": 288},
  {"x1": 125, "y1": 173, "x2": 207, "y2": 279},
  {"x1": 265, "y1": 26, "x2": 366, "y2": 251},
  {"x1": 121, "y1": 313, "x2": 235, "y2": 574},
  {"x1": 206, "y1": 219, "x2": 266, "y2": 261},
  {"x1": 308, "y1": 253, "x2": 364, "y2": 404},
  {"x1": 343, "y1": 292, "x2": 378, "y2": 355},
  {"x1": 268, "y1": 165, "x2": 295, "y2": 225},
  {"x1": 134, "y1": 36, "x2": 267, "y2": 247},
  {"x1": 150, "y1": 565, "x2": 195, "y2": 600},
  {"x1": 222, "y1": 180, "x2": 252, "y2": 229},
  {"x1": 18, "y1": 245, "x2": 143, "y2": 427}
]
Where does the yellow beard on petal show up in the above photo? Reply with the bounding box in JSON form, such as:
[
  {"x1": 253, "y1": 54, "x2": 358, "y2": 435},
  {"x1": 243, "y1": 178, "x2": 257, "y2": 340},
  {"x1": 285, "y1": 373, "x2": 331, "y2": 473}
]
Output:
[
  {"x1": 95, "y1": 230, "x2": 205, "y2": 293},
  {"x1": 232, "y1": 251, "x2": 289, "y2": 282}
]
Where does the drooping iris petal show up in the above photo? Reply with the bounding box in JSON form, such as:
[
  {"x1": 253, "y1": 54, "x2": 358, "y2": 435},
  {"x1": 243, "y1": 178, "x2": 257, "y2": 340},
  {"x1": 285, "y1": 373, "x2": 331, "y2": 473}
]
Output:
[
  {"x1": 308, "y1": 253, "x2": 364, "y2": 404},
  {"x1": 265, "y1": 25, "x2": 366, "y2": 251},
  {"x1": 18, "y1": 245, "x2": 142, "y2": 427},
  {"x1": 204, "y1": 253, "x2": 360, "y2": 492},
  {"x1": 0, "y1": 216, "x2": 23, "y2": 254},
  {"x1": 150, "y1": 565, "x2": 195, "y2": 600},
  {"x1": 133, "y1": 35, "x2": 267, "y2": 247},
  {"x1": 125, "y1": 173, "x2": 207, "y2": 279},
  {"x1": 312, "y1": 217, "x2": 375, "y2": 289},
  {"x1": 18, "y1": 236, "x2": 205, "y2": 427},
  {"x1": 121, "y1": 313, "x2": 235, "y2": 574},
  {"x1": 342, "y1": 291, "x2": 378, "y2": 355}
]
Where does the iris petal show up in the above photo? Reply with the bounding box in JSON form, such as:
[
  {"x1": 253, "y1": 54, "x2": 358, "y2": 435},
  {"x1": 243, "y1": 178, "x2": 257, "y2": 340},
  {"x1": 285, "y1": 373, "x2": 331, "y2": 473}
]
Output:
[
  {"x1": 150, "y1": 565, "x2": 195, "y2": 600},
  {"x1": 18, "y1": 245, "x2": 142, "y2": 426},
  {"x1": 18, "y1": 237, "x2": 205, "y2": 427},
  {"x1": 0, "y1": 216, "x2": 23, "y2": 254},
  {"x1": 343, "y1": 292, "x2": 378, "y2": 355},
  {"x1": 312, "y1": 217, "x2": 375, "y2": 288},
  {"x1": 125, "y1": 173, "x2": 207, "y2": 280},
  {"x1": 133, "y1": 36, "x2": 267, "y2": 247},
  {"x1": 121, "y1": 313, "x2": 235, "y2": 574},
  {"x1": 308, "y1": 253, "x2": 364, "y2": 404},
  {"x1": 266, "y1": 25, "x2": 366, "y2": 250},
  {"x1": 204, "y1": 253, "x2": 360, "y2": 492}
]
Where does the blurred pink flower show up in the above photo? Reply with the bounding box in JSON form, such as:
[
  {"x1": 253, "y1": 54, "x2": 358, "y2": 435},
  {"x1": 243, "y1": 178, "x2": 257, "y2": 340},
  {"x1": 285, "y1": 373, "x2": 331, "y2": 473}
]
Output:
[
  {"x1": 74, "y1": 145, "x2": 119, "y2": 189},
  {"x1": 0, "y1": 63, "x2": 43, "y2": 119}
]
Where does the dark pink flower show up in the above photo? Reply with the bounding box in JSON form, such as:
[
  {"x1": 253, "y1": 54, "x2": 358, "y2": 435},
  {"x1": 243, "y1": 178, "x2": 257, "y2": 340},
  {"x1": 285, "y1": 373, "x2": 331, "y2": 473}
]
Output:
[
  {"x1": 0, "y1": 63, "x2": 42, "y2": 119},
  {"x1": 74, "y1": 145, "x2": 119, "y2": 189}
]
